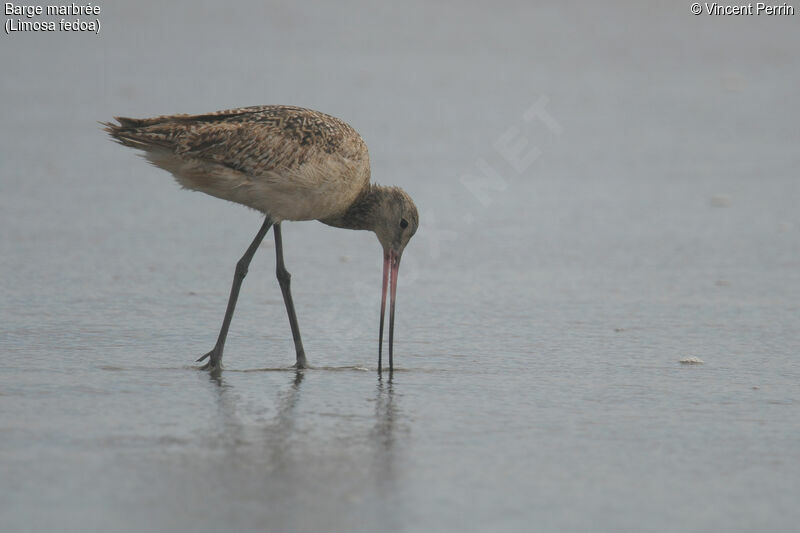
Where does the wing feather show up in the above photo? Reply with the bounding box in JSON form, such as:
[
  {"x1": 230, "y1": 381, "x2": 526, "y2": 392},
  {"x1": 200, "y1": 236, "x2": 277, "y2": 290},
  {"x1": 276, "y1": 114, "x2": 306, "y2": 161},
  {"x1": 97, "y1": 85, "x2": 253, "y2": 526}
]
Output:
[{"x1": 103, "y1": 105, "x2": 368, "y2": 177}]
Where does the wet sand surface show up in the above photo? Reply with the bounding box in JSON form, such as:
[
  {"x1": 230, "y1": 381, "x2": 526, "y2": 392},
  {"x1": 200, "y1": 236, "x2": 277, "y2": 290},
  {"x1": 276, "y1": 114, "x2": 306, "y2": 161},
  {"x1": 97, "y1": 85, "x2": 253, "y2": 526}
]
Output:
[{"x1": 2, "y1": 2, "x2": 799, "y2": 531}]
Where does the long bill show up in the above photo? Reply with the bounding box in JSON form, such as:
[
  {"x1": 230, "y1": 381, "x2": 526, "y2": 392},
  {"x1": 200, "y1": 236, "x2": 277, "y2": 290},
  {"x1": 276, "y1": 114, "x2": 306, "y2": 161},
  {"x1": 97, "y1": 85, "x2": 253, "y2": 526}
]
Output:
[
  {"x1": 378, "y1": 252, "x2": 390, "y2": 372},
  {"x1": 378, "y1": 248, "x2": 402, "y2": 373}
]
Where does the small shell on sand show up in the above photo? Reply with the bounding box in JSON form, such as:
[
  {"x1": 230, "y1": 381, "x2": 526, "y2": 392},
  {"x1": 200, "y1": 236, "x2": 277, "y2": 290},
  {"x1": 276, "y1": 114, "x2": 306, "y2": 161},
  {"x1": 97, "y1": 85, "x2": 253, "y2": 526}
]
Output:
[
  {"x1": 709, "y1": 194, "x2": 731, "y2": 207},
  {"x1": 679, "y1": 357, "x2": 705, "y2": 365}
]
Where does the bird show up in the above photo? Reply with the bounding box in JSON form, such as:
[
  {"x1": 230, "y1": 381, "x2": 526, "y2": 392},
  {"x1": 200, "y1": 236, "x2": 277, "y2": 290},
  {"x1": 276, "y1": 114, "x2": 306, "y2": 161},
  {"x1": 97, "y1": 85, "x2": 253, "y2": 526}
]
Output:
[{"x1": 103, "y1": 105, "x2": 418, "y2": 373}]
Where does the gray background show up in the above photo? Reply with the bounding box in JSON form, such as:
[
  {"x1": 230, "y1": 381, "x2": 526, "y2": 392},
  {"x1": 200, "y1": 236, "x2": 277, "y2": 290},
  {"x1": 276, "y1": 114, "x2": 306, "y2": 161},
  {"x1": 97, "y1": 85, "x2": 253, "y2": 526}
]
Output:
[{"x1": 2, "y1": 1, "x2": 799, "y2": 532}]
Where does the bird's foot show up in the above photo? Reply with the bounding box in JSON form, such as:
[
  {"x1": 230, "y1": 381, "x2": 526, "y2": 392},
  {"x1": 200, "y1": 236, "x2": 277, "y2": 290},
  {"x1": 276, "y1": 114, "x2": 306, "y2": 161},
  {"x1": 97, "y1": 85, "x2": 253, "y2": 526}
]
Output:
[
  {"x1": 294, "y1": 352, "x2": 308, "y2": 370},
  {"x1": 197, "y1": 346, "x2": 223, "y2": 371}
]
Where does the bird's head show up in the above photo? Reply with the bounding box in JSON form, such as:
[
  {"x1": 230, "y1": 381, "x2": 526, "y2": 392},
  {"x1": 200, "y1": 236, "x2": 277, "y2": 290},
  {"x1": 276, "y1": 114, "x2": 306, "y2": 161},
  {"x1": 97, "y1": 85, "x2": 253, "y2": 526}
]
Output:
[
  {"x1": 320, "y1": 184, "x2": 418, "y2": 371},
  {"x1": 372, "y1": 186, "x2": 419, "y2": 257},
  {"x1": 371, "y1": 186, "x2": 418, "y2": 372}
]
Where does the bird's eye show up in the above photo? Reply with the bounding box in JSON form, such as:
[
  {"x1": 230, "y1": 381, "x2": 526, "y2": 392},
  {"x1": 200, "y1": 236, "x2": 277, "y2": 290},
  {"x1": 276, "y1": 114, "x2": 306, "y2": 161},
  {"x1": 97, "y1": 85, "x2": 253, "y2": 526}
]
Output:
[{"x1": 400, "y1": 218, "x2": 408, "y2": 229}]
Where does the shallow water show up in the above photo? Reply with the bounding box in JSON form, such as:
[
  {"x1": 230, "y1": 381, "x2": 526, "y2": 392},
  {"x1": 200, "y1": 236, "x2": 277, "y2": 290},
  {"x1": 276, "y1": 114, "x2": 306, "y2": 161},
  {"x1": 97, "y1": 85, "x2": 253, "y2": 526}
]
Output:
[{"x1": 2, "y1": 1, "x2": 799, "y2": 532}]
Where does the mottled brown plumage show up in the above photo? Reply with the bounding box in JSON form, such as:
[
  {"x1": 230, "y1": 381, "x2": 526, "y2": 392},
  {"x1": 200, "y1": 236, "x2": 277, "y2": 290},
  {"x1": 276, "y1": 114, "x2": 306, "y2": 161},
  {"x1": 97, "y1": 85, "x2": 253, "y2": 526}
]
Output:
[
  {"x1": 104, "y1": 105, "x2": 373, "y2": 222},
  {"x1": 104, "y1": 105, "x2": 418, "y2": 372}
]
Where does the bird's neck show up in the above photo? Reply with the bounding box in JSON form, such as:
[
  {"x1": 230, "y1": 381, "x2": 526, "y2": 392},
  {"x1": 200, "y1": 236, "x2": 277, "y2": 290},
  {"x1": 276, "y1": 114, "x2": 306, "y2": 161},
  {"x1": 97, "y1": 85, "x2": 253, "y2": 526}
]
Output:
[{"x1": 320, "y1": 183, "x2": 384, "y2": 231}]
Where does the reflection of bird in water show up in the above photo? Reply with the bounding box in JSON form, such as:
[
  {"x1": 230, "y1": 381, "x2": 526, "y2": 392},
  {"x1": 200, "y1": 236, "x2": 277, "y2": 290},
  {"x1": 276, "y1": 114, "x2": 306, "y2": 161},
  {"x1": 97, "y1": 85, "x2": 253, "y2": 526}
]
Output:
[
  {"x1": 372, "y1": 377, "x2": 398, "y2": 452},
  {"x1": 264, "y1": 371, "x2": 305, "y2": 468},
  {"x1": 369, "y1": 375, "x2": 406, "y2": 529},
  {"x1": 204, "y1": 369, "x2": 304, "y2": 462},
  {"x1": 201, "y1": 369, "x2": 406, "y2": 529},
  {"x1": 104, "y1": 105, "x2": 419, "y2": 372}
]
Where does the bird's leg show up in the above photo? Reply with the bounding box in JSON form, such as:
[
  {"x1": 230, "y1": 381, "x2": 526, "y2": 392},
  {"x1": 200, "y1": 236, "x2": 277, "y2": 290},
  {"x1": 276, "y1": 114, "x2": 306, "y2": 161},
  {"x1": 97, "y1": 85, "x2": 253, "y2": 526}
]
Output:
[
  {"x1": 197, "y1": 217, "x2": 273, "y2": 370},
  {"x1": 273, "y1": 223, "x2": 308, "y2": 369}
]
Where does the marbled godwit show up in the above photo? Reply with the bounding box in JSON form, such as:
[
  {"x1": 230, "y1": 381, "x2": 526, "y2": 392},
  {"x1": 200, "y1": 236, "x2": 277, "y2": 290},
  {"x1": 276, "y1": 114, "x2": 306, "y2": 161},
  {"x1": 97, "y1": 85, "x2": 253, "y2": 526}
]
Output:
[{"x1": 104, "y1": 105, "x2": 418, "y2": 372}]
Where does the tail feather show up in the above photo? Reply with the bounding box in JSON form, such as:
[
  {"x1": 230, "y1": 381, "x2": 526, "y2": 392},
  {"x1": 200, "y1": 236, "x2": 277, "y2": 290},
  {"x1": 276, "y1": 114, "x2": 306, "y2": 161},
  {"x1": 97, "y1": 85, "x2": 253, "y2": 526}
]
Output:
[
  {"x1": 113, "y1": 116, "x2": 147, "y2": 128},
  {"x1": 102, "y1": 117, "x2": 180, "y2": 151}
]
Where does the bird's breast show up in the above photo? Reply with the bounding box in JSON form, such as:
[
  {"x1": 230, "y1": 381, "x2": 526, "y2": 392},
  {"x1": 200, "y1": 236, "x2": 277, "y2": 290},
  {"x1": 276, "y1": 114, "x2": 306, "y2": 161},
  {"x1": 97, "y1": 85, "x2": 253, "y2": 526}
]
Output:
[{"x1": 156, "y1": 148, "x2": 369, "y2": 222}]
